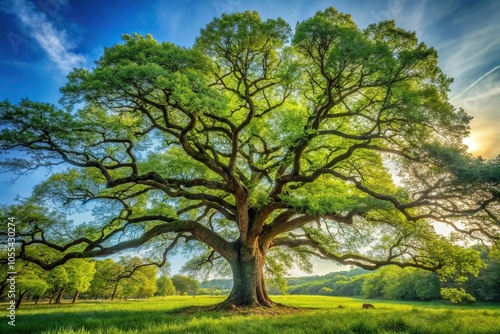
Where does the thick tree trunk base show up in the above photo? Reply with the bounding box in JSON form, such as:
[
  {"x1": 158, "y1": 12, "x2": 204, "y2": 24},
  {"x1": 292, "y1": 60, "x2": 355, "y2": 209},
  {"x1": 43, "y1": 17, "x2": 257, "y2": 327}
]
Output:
[
  {"x1": 15, "y1": 291, "x2": 27, "y2": 309},
  {"x1": 215, "y1": 251, "x2": 278, "y2": 310},
  {"x1": 72, "y1": 291, "x2": 80, "y2": 303},
  {"x1": 55, "y1": 289, "x2": 64, "y2": 304}
]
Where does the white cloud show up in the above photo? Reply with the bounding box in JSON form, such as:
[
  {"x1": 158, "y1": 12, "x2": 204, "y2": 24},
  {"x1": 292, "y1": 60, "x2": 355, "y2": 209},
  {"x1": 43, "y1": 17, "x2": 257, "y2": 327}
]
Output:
[
  {"x1": 443, "y1": 26, "x2": 500, "y2": 82},
  {"x1": 450, "y1": 65, "x2": 500, "y2": 102},
  {"x1": 433, "y1": 1, "x2": 500, "y2": 89},
  {"x1": 8, "y1": 0, "x2": 86, "y2": 73},
  {"x1": 395, "y1": 0, "x2": 427, "y2": 34}
]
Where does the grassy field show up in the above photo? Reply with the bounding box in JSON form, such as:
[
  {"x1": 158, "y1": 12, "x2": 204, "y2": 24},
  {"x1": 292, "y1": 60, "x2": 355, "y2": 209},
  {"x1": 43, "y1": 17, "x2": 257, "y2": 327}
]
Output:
[{"x1": 1, "y1": 295, "x2": 500, "y2": 334}]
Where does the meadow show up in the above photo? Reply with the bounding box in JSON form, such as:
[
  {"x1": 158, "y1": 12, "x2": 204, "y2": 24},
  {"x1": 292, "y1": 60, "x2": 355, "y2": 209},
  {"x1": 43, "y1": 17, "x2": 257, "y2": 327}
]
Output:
[{"x1": 1, "y1": 295, "x2": 500, "y2": 334}]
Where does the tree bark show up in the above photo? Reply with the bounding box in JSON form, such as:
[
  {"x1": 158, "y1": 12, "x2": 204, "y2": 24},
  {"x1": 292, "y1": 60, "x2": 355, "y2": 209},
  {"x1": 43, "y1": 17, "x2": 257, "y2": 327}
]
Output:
[
  {"x1": 72, "y1": 291, "x2": 80, "y2": 303},
  {"x1": 55, "y1": 288, "x2": 64, "y2": 303},
  {"x1": 111, "y1": 282, "x2": 119, "y2": 301},
  {"x1": 218, "y1": 247, "x2": 272, "y2": 309},
  {"x1": 0, "y1": 282, "x2": 8, "y2": 298},
  {"x1": 15, "y1": 290, "x2": 28, "y2": 309}
]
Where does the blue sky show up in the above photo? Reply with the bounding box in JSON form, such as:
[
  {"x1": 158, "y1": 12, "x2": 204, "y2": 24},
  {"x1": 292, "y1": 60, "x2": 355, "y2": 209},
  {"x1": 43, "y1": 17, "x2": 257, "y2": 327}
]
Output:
[{"x1": 1, "y1": 0, "x2": 499, "y2": 275}]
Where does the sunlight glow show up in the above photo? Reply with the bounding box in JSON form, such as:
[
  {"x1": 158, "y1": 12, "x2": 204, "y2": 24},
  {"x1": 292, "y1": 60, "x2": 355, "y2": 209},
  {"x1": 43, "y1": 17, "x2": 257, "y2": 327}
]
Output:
[{"x1": 463, "y1": 137, "x2": 479, "y2": 153}]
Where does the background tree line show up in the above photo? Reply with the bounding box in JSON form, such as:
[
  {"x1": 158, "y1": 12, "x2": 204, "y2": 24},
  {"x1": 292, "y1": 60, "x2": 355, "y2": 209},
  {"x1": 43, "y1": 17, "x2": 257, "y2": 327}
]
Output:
[
  {"x1": 0, "y1": 255, "x2": 204, "y2": 308},
  {"x1": 281, "y1": 245, "x2": 500, "y2": 302},
  {"x1": 2, "y1": 244, "x2": 498, "y2": 308}
]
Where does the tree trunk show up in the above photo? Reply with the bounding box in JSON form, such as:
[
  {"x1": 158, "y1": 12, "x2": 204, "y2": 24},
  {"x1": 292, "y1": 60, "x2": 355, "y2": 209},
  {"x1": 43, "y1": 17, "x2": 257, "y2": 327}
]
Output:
[
  {"x1": 72, "y1": 291, "x2": 80, "y2": 303},
  {"x1": 55, "y1": 288, "x2": 64, "y2": 303},
  {"x1": 15, "y1": 290, "x2": 28, "y2": 309},
  {"x1": 0, "y1": 282, "x2": 8, "y2": 298},
  {"x1": 111, "y1": 282, "x2": 119, "y2": 301},
  {"x1": 48, "y1": 291, "x2": 54, "y2": 304},
  {"x1": 218, "y1": 250, "x2": 272, "y2": 309}
]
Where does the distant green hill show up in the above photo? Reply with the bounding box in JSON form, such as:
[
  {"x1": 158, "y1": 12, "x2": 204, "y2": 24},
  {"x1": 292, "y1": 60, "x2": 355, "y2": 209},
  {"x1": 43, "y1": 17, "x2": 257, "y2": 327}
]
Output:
[
  {"x1": 286, "y1": 268, "x2": 368, "y2": 286},
  {"x1": 201, "y1": 267, "x2": 370, "y2": 295},
  {"x1": 270, "y1": 268, "x2": 369, "y2": 296}
]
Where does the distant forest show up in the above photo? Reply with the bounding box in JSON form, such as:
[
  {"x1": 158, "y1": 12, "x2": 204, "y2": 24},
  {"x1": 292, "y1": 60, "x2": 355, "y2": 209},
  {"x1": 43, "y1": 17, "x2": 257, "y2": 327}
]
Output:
[
  {"x1": 5, "y1": 246, "x2": 497, "y2": 307},
  {"x1": 202, "y1": 246, "x2": 500, "y2": 302}
]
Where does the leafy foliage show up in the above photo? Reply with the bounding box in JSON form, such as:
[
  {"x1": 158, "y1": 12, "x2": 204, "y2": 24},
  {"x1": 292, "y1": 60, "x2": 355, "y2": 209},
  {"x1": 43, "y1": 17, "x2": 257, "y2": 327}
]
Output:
[
  {"x1": 172, "y1": 275, "x2": 199, "y2": 295},
  {"x1": 156, "y1": 276, "x2": 176, "y2": 297},
  {"x1": 1, "y1": 7, "x2": 498, "y2": 307},
  {"x1": 85, "y1": 257, "x2": 158, "y2": 300}
]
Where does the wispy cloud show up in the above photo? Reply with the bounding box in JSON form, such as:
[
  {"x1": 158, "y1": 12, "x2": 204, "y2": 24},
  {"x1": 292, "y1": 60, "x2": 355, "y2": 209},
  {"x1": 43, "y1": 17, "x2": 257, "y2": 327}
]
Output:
[
  {"x1": 5, "y1": 0, "x2": 86, "y2": 73},
  {"x1": 442, "y1": 25, "x2": 500, "y2": 83},
  {"x1": 450, "y1": 65, "x2": 500, "y2": 101},
  {"x1": 436, "y1": 1, "x2": 500, "y2": 87}
]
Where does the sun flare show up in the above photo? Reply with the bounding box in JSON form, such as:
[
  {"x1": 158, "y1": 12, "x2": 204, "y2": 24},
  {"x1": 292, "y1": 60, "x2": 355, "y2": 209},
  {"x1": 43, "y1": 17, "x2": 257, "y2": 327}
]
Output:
[{"x1": 463, "y1": 137, "x2": 479, "y2": 153}]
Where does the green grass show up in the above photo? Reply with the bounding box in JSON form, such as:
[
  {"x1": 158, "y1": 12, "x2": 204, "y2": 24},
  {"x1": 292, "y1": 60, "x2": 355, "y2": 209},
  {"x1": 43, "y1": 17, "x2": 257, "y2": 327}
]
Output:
[{"x1": 1, "y1": 296, "x2": 500, "y2": 334}]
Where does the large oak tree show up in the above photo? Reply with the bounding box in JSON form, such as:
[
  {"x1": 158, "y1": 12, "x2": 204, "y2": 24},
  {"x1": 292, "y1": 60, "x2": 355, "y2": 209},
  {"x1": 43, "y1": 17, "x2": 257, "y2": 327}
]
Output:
[{"x1": 1, "y1": 8, "x2": 497, "y2": 308}]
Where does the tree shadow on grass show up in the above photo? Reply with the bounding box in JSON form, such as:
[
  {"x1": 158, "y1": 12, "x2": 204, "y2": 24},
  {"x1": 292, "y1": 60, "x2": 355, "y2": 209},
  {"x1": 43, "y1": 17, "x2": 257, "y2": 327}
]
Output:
[
  {"x1": 0, "y1": 303, "x2": 308, "y2": 334},
  {"x1": 3, "y1": 301, "x2": 495, "y2": 334},
  {"x1": 1, "y1": 307, "x2": 357, "y2": 334},
  {"x1": 0, "y1": 306, "x2": 191, "y2": 334}
]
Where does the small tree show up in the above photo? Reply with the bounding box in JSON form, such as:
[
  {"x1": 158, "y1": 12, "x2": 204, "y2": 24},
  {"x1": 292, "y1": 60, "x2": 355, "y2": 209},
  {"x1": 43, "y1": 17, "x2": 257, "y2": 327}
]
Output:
[
  {"x1": 121, "y1": 263, "x2": 157, "y2": 299},
  {"x1": 65, "y1": 259, "x2": 96, "y2": 303},
  {"x1": 156, "y1": 276, "x2": 176, "y2": 297},
  {"x1": 0, "y1": 256, "x2": 30, "y2": 299},
  {"x1": 42, "y1": 259, "x2": 96, "y2": 304},
  {"x1": 172, "y1": 275, "x2": 199, "y2": 296},
  {"x1": 87, "y1": 259, "x2": 124, "y2": 300},
  {"x1": 16, "y1": 268, "x2": 48, "y2": 308},
  {"x1": 88, "y1": 257, "x2": 157, "y2": 300},
  {"x1": 45, "y1": 266, "x2": 69, "y2": 304}
]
